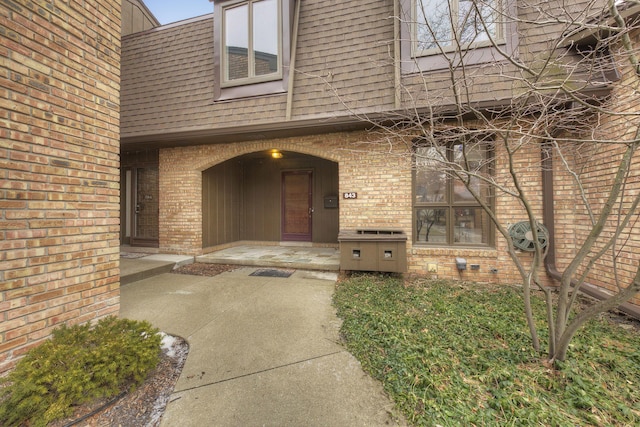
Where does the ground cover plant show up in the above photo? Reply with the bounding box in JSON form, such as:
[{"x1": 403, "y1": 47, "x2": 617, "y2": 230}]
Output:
[
  {"x1": 0, "y1": 317, "x2": 161, "y2": 427},
  {"x1": 334, "y1": 274, "x2": 640, "y2": 426},
  {"x1": 339, "y1": 0, "x2": 640, "y2": 362}
]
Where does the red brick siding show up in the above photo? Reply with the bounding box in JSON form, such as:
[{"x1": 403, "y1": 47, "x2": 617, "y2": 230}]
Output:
[{"x1": 0, "y1": 0, "x2": 121, "y2": 373}]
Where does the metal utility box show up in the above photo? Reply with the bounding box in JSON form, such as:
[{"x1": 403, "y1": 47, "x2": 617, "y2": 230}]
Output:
[{"x1": 338, "y1": 229, "x2": 407, "y2": 273}]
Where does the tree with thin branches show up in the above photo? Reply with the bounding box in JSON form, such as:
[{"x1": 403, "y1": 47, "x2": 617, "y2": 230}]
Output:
[{"x1": 343, "y1": 0, "x2": 640, "y2": 362}]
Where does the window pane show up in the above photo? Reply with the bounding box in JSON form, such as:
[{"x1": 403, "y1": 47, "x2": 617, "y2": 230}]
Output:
[
  {"x1": 416, "y1": 169, "x2": 447, "y2": 203},
  {"x1": 459, "y1": 0, "x2": 497, "y2": 44},
  {"x1": 454, "y1": 207, "x2": 489, "y2": 244},
  {"x1": 416, "y1": 208, "x2": 447, "y2": 243},
  {"x1": 415, "y1": 145, "x2": 448, "y2": 203},
  {"x1": 225, "y1": 4, "x2": 249, "y2": 80},
  {"x1": 416, "y1": 0, "x2": 452, "y2": 51},
  {"x1": 253, "y1": 0, "x2": 279, "y2": 76},
  {"x1": 414, "y1": 139, "x2": 492, "y2": 246},
  {"x1": 452, "y1": 143, "x2": 487, "y2": 203}
]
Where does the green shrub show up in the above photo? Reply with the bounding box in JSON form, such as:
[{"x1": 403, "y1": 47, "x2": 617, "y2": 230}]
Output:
[{"x1": 0, "y1": 316, "x2": 161, "y2": 427}]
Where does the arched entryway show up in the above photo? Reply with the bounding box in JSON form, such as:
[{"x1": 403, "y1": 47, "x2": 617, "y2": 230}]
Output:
[{"x1": 202, "y1": 150, "x2": 339, "y2": 250}]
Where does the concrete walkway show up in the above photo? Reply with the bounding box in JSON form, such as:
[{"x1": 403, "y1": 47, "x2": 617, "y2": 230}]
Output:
[{"x1": 120, "y1": 267, "x2": 406, "y2": 426}]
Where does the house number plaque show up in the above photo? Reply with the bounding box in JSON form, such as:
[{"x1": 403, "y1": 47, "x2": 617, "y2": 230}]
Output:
[{"x1": 343, "y1": 192, "x2": 357, "y2": 199}]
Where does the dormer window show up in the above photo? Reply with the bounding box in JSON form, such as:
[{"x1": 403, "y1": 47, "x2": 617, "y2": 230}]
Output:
[
  {"x1": 214, "y1": 0, "x2": 293, "y2": 101},
  {"x1": 414, "y1": 0, "x2": 503, "y2": 56},
  {"x1": 222, "y1": 0, "x2": 281, "y2": 85},
  {"x1": 399, "y1": 0, "x2": 517, "y2": 73}
]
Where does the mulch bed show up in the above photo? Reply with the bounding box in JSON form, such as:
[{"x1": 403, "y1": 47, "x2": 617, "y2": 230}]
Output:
[{"x1": 171, "y1": 263, "x2": 241, "y2": 276}]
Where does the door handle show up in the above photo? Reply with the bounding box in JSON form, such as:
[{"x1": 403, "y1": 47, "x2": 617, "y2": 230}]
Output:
[{"x1": 309, "y1": 207, "x2": 314, "y2": 215}]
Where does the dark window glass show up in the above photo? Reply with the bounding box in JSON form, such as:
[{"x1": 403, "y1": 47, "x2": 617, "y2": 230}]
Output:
[
  {"x1": 414, "y1": 139, "x2": 492, "y2": 246},
  {"x1": 223, "y1": 0, "x2": 280, "y2": 84}
]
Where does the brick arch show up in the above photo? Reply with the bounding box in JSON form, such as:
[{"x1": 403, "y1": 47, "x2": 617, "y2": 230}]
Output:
[
  {"x1": 199, "y1": 137, "x2": 343, "y2": 248},
  {"x1": 194, "y1": 135, "x2": 347, "y2": 171}
]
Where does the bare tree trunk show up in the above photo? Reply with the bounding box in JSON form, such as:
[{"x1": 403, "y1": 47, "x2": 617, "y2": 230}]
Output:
[
  {"x1": 554, "y1": 264, "x2": 640, "y2": 361},
  {"x1": 334, "y1": 0, "x2": 640, "y2": 364},
  {"x1": 553, "y1": 138, "x2": 638, "y2": 360}
]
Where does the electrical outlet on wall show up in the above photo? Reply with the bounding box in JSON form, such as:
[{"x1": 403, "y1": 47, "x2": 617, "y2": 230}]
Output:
[{"x1": 427, "y1": 263, "x2": 438, "y2": 273}]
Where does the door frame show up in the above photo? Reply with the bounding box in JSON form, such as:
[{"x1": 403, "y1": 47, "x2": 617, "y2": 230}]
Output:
[
  {"x1": 281, "y1": 170, "x2": 313, "y2": 242},
  {"x1": 122, "y1": 166, "x2": 159, "y2": 248},
  {"x1": 120, "y1": 167, "x2": 133, "y2": 246}
]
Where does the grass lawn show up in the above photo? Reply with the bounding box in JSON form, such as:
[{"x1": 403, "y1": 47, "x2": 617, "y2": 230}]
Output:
[{"x1": 333, "y1": 274, "x2": 640, "y2": 426}]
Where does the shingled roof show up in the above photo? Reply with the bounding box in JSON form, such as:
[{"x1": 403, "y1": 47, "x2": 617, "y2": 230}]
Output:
[
  {"x1": 123, "y1": 0, "x2": 616, "y2": 151},
  {"x1": 120, "y1": 1, "x2": 398, "y2": 150},
  {"x1": 121, "y1": 15, "x2": 217, "y2": 140}
]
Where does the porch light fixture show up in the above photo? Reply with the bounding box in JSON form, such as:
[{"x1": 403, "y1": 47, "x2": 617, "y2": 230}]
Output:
[{"x1": 270, "y1": 150, "x2": 283, "y2": 159}]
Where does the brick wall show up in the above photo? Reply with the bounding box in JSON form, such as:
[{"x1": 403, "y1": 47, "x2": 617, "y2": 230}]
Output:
[
  {"x1": 157, "y1": 113, "x2": 640, "y2": 308},
  {"x1": 158, "y1": 130, "x2": 531, "y2": 283},
  {"x1": 159, "y1": 131, "x2": 413, "y2": 254},
  {"x1": 556, "y1": 29, "x2": 640, "y2": 307},
  {"x1": 0, "y1": 0, "x2": 121, "y2": 373}
]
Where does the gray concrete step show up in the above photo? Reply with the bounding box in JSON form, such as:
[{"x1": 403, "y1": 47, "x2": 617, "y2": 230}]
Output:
[{"x1": 120, "y1": 255, "x2": 194, "y2": 285}]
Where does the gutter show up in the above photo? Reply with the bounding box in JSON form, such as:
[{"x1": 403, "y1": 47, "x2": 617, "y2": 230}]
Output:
[
  {"x1": 120, "y1": 114, "x2": 379, "y2": 151},
  {"x1": 541, "y1": 143, "x2": 640, "y2": 319}
]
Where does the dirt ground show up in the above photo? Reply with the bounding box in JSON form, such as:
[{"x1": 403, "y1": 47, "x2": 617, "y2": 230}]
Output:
[{"x1": 171, "y1": 262, "x2": 240, "y2": 277}]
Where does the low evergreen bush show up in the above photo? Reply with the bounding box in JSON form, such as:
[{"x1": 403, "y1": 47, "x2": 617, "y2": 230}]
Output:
[{"x1": 0, "y1": 316, "x2": 161, "y2": 427}]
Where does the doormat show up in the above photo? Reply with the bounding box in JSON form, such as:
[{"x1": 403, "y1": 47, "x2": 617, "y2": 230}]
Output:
[{"x1": 249, "y1": 268, "x2": 295, "y2": 278}]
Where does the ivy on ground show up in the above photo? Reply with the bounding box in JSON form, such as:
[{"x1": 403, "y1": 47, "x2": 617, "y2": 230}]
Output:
[{"x1": 334, "y1": 274, "x2": 640, "y2": 426}]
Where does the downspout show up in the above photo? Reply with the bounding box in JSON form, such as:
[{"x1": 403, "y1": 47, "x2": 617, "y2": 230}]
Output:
[
  {"x1": 542, "y1": 143, "x2": 640, "y2": 319},
  {"x1": 285, "y1": 0, "x2": 301, "y2": 120},
  {"x1": 393, "y1": 0, "x2": 401, "y2": 109}
]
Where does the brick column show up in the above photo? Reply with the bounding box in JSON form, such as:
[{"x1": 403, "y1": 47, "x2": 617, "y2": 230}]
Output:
[{"x1": 0, "y1": 0, "x2": 122, "y2": 373}]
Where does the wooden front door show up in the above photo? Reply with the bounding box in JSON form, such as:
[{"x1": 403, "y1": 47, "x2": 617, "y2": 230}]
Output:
[{"x1": 282, "y1": 170, "x2": 312, "y2": 241}]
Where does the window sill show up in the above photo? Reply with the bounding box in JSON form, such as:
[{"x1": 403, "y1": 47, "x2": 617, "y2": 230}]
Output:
[
  {"x1": 221, "y1": 72, "x2": 283, "y2": 89},
  {"x1": 215, "y1": 80, "x2": 287, "y2": 101},
  {"x1": 402, "y1": 42, "x2": 509, "y2": 74}
]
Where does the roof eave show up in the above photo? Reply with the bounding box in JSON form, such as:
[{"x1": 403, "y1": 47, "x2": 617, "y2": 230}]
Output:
[
  {"x1": 120, "y1": 87, "x2": 614, "y2": 152},
  {"x1": 565, "y1": 2, "x2": 640, "y2": 46},
  {"x1": 120, "y1": 115, "x2": 378, "y2": 152}
]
